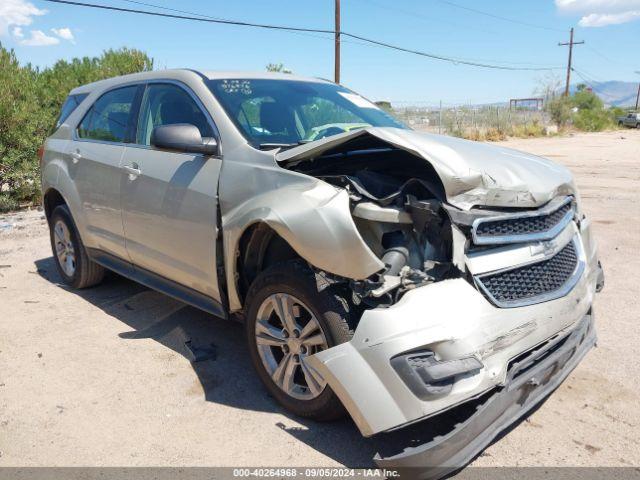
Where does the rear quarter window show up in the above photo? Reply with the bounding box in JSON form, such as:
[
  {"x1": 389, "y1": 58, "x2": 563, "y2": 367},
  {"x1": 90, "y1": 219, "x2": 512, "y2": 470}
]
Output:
[{"x1": 56, "y1": 93, "x2": 88, "y2": 129}]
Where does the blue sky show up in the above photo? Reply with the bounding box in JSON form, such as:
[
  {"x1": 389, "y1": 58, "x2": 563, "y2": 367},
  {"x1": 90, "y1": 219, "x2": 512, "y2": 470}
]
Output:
[{"x1": 1, "y1": 0, "x2": 638, "y2": 104}]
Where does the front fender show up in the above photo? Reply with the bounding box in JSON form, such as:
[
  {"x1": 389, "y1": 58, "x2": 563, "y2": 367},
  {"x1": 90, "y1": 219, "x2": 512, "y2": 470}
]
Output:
[{"x1": 222, "y1": 179, "x2": 384, "y2": 312}]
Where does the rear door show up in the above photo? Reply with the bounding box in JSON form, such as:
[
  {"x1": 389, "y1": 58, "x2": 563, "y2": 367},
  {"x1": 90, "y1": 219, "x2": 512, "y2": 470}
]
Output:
[
  {"x1": 120, "y1": 81, "x2": 223, "y2": 302},
  {"x1": 71, "y1": 85, "x2": 140, "y2": 260}
]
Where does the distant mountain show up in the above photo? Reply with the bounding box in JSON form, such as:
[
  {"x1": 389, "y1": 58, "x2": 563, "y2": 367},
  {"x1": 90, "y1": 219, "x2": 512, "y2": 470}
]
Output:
[{"x1": 571, "y1": 80, "x2": 638, "y2": 107}]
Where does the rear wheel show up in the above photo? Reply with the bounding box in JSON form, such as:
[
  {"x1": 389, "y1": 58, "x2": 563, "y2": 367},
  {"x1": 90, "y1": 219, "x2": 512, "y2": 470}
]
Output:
[
  {"x1": 245, "y1": 261, "x2": 354, "y2": 420},
  {"x1": 49, "y1": 205, "x2": 104, "y2": 289}
]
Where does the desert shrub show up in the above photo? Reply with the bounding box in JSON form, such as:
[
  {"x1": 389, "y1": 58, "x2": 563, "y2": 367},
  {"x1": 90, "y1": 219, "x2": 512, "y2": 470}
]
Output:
[
  {"x1": 573, "y1": 108, "x2": 615, "y2": 131},
  {"x1": 0, "y1": 194, "x2": 19, "y2": 213},
  {"x1": 512, "y1": 120, "x2": 546, "y2": 138},
  {"x1": 572, "y1": 89, "x2": 604, "y2": 111},
  {"x1": 546, "y1": 96, "x2": 572, "y2": 128},
  {"x1": 484, "y1": 127, "x2": 507, "y2": 141},
  {"x1": 0, "y1": 43, "x2": 153, "y2": 211},
  {"x1": 0, "y1": 46, "x2": 47, "y2": 204}
]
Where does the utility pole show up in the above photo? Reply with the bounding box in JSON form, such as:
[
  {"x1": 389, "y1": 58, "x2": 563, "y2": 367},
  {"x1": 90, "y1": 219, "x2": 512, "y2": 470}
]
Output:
[
  {"x1": 334, "y1": 0, "x2": 340, "y2": 84},
  {"x1": 558, "y1": 28, "x2": 584, "y2": 96},
  {"x1": 635, "y1": 71, "x2": 640, "y2": 111}
]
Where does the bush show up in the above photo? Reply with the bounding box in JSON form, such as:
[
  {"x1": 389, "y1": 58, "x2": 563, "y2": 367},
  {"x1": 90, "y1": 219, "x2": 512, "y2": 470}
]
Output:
[
  {"x1": 546, "y1": 96, "x2": 572, "y2": 128},
  {"x1": 572, "y1": 89, "x2": 604, "y2": 111},
  {"x1": 573, "y1": 108, "x2": 615, "y2": 132},
  {"x1": 512, "y1": 120, "x2": 546, "y2": 138},
  {"x1": 0, "y1": 43, "x2": 153, "y2": 211},
  {"x1": 0, "y1": 194, "x2": 19, "y2": 213}
]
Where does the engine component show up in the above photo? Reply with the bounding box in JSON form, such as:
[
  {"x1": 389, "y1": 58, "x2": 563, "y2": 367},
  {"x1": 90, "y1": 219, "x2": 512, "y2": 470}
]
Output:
[{"x1": 381, "y1": 231, "x2": 409, "y2": 276}]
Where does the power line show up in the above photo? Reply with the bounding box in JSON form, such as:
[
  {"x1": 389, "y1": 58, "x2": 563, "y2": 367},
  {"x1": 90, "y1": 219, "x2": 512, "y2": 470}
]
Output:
[
  {"x1": 360, "y1": 0, "x2": 501, "y2": 36},
  {"x1": 41, "y1": 0, "x2": 561, "y2": 72},
  {"x1": 122, "y1": 0, "x2": 379, "y2": 50},
  {"x1": 571, "y1": 68, "x2": 619, "y2": 100},
  {"x1": 584, "y1": 45, "x2": 621, "y2": 66},
  {"x1": 343, "y1": 31, "x2": 559, "y2": 70},
  {"x1": 435, "y1": 0, "x2": 565, "y2": 33}
]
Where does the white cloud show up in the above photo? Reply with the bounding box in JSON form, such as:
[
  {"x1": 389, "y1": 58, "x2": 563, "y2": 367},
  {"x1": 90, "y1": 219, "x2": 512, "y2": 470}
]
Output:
[
  {"x1": 579, "y1": 10, "x2": 640, "y2": 25},
  {"x1": 0, "y1": 0, "x2": 46, "y2": 36},
  {"x1": 556, "y1": 0, "x2": 640, "y2": 26},
  {"x1": 556, "y1": 0, "x2": 640, "y2": 13},
  {"x1": 11, "y1": 26, "x2": 24, "y2": 38},
  {"x1": 19, "y1": 29, "x2": 60, "y2": 46},
  {"x1": 51, "y1": 27, "x2": 74, "y2": 41}
]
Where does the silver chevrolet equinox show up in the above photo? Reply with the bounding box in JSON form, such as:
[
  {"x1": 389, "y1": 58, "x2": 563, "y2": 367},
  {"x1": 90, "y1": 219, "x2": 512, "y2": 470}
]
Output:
[{"x1": 41, "y1": 69, "x2": 604, "y2": 474}]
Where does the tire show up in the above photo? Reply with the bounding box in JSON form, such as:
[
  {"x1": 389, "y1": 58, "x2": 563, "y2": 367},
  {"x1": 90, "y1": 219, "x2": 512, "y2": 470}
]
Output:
[
  {"x1": 245, "y1": 260, "x2": 355, "y2": 421},
  {"x1": 49, "y1": 205, "x2": 104, "y2": 289}
]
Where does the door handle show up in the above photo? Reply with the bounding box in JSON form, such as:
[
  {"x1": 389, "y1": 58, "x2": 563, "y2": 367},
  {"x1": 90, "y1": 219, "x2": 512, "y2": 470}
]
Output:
[
  {"x1": 70, "y1": 151, "x2": 82, "y2": 164},
  {"x1": 123, "y1": 164, "x2": 141, "y2": 177}
]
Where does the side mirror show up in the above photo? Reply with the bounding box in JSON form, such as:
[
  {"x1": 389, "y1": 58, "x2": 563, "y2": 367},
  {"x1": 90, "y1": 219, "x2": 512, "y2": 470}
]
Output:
[{"x1": 151, "y1": 123, "x2": 218, "y2": 156}]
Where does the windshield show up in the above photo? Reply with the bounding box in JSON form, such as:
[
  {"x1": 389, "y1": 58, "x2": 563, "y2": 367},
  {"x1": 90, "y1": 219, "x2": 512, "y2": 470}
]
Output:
[{"x1": 207, "y1": 78, "x2": 406, "y2": 148}]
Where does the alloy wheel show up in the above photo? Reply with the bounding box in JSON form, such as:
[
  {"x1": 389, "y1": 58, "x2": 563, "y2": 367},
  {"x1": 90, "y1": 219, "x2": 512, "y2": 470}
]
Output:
[
  {"x1": 255, "y1": 293, "x2": 329, "y2": 400},
  {"x1": 54, "y1": 220, "x2": 76, "y2": 277}
]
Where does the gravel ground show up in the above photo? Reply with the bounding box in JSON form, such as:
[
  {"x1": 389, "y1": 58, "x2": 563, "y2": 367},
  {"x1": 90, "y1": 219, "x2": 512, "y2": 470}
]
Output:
[{"x1": 0, "y1": 130, "x2": 638, "y2": 469}]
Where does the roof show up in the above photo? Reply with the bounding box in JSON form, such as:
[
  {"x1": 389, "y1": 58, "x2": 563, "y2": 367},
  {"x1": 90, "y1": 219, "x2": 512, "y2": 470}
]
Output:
[{"x1": 69, "y1": 68, "x2": 331, "y2": 95}]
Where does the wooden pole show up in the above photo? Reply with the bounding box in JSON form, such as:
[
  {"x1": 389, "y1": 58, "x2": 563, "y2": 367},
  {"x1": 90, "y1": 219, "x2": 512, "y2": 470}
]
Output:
[
  {"x1": 334, "y1": 0, "x2": 340, "y2": 84},
  {"x1": 559, "y1": 28, "x2": 584, "y2": 97}
]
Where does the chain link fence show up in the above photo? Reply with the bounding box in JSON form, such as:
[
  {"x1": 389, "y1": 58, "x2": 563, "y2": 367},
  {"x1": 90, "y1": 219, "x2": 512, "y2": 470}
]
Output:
[{"x1": 389, "y1": 102, "x2": 554, "y2": 140}]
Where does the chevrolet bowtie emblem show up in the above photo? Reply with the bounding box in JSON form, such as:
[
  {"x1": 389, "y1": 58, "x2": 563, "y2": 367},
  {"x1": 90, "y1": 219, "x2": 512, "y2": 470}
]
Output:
[{"x1": 531, "y1": 240, "x2": 556, "y2": 257}]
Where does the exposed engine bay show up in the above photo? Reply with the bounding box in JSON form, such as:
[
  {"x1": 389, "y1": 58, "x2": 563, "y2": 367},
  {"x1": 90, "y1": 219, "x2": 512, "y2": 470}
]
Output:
[{"x1": 283, "y1": 146, "x2": 463, "y2": 306}]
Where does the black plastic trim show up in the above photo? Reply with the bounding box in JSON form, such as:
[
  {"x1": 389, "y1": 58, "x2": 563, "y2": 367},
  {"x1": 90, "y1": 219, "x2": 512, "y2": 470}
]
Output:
[{"x1": 87, "y1": 248, "x2": 227, "y2": 319}]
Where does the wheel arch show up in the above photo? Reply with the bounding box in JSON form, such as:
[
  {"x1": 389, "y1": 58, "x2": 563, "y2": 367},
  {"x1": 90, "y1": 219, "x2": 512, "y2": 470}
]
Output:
[
  {"x1": 234, "y1": 222, "x2": 304, "y2": 310},
  {"x1": 222, "y1": 187, "x2": 384, "y2": 313},
  {"x1": 43, "y1": 187, "x2": 68, "y2": 222}
]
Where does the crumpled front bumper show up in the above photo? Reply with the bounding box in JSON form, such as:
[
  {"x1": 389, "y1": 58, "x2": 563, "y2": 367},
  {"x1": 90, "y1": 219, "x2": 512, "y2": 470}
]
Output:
[
  {"x1": 374, "y1": 311, "x2": 596, "y2": 478},
  {"x1": 305, "y1": 217, "x2": 600, "y2": 473}
]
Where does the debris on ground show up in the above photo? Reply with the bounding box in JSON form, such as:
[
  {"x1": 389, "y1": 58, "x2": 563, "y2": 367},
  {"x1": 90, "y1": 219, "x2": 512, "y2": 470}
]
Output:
[{"x1": 184, "y1": 340, "x2": 217, "y2": 363}]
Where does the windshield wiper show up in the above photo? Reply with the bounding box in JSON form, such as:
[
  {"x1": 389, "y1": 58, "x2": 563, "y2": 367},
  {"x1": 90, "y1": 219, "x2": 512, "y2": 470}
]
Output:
[{"x1": 258, "y1": 140, "x2": 312, "y2": 151}]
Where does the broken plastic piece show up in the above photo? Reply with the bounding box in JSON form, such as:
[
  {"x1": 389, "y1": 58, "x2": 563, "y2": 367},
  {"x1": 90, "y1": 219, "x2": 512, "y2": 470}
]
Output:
[{"x1": 184, "y1": 340, "x2": 217, "y2": 362}]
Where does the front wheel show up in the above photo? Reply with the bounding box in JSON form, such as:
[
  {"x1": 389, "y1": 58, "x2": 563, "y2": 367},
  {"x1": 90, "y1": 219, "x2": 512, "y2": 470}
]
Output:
[{"x1": 245, "y1": 261, "x2": 354, "y2": 421}]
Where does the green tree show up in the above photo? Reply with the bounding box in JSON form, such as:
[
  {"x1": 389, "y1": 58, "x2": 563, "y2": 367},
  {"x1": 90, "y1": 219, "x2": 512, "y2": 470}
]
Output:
[
  {"x1": 571, "y1": 88, "x2": 603, "y2": 111},
  {"x1": 266, "y1": 63, "x2": 292, "y2": 74},
  {"x1": 0, "y1": 45, "x2": 153, "y2": 210},
  {"x1": 0, "y1": 44, "x2": 46, "y2": 209}
]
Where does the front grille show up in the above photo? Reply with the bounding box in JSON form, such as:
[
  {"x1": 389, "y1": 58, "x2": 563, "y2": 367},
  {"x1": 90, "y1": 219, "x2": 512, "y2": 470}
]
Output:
[
  {"x1": 472, "y1": 198, "x2": 574, "y2": 245},
  {"x1": 476, "y1": 240, "x2": 580, "y2": 307}
]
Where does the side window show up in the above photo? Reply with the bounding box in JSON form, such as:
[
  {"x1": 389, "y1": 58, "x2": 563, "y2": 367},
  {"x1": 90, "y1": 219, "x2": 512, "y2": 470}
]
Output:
[
  {"x1": 56, "y1": 93, "x2": 88, "y2": 128},
  {"x1": 136, "y1": 83, "x2": 214, "y2": 146},
  {"x1": 77, "y1": 86, "x2": 137, "y2": 143}
]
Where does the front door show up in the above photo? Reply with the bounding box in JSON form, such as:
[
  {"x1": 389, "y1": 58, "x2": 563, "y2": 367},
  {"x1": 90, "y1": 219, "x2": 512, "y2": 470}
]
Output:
[
  {"x1": 120, "y1": 82, "x2": 223, "y2": 302},
  {"x1": 71, "y1": 85, "x2": 139, "y2": 259}
]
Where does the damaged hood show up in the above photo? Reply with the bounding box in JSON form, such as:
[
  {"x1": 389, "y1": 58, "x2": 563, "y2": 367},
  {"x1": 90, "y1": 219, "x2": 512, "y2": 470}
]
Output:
[{"x1": 277, "y1": 127, "x2": 575, "y2": 210}]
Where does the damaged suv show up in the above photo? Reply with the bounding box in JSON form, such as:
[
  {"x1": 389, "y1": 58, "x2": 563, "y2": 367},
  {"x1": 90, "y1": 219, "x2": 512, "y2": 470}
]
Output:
[{"x1": 41, "y1": 70, "x2": 604, "y2": 474}]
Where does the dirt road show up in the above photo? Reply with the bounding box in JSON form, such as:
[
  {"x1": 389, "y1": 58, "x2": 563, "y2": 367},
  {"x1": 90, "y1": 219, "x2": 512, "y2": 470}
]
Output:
[{"x1": 1, "y1": 130, "x2": 638, "y2": 469}]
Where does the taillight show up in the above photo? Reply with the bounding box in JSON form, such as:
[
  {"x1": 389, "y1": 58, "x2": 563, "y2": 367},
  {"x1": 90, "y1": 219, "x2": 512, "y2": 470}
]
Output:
[{"x1": 38, "y1": 145, "x2": 45, "y2": 168}]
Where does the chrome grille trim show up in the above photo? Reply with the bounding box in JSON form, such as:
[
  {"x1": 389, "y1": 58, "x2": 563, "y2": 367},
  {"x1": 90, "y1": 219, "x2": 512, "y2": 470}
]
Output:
[
  {"x1": 474, "y1": 235, "x2": 585, "y2": 308},
  {"x1": 471, "y1": 196, "x2": 575, "y2": 245}
]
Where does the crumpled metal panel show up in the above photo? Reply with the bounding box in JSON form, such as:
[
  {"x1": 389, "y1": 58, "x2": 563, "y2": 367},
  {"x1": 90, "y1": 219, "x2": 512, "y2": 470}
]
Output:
[
  {"x1": 305, "y1": 218, "x2": 599, "y2": 437},
  {"x1": 219, "y1": 152, "x2": 385, "y2": 311},
  {"x1": 277, "y1": 127, "x2": 577, "y2": 211}
]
